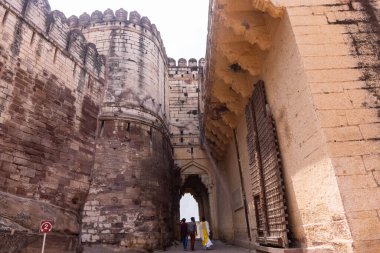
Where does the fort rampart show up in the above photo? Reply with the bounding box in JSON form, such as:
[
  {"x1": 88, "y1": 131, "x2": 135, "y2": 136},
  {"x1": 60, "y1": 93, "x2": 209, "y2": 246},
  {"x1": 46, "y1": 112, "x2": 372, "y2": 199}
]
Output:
[{"x1": 0, "y1": 0, "x2": 105, "y2": 251}]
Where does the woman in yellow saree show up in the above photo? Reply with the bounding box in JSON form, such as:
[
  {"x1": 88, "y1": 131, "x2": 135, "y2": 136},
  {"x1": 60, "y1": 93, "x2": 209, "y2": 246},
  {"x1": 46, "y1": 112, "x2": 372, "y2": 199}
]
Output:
[{"x1": 198, "y1": 216, "x2": 213, "y2": 249}]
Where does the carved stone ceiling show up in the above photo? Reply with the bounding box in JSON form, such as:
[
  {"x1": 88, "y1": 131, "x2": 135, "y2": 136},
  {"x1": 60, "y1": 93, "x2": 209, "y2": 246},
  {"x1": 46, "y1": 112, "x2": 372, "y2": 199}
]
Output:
[{"x1": 203, "y1": 0, "x2": 284, "y2": 160}]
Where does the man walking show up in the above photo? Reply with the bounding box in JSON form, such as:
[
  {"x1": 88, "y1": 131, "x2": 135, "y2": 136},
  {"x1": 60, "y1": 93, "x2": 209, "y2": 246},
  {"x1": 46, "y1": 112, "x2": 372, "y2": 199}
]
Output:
[
  {"x1": 180, "y1": 218, "x2": 188, "y2": 251},
  {"x1": 187, "y1": 217, "x2": 197, "y2": 251}
]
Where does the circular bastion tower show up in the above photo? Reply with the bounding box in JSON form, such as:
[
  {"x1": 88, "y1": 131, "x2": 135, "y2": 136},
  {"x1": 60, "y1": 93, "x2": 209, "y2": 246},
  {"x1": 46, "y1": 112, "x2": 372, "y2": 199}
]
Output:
[{"x1": 68, "y1": 9, "x2": 177, "y2": 251}]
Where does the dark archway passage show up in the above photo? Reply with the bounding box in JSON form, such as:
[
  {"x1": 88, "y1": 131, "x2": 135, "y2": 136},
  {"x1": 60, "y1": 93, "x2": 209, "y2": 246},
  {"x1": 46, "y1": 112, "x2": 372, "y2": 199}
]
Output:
[{"x1": 180, "y1": 175, "x2": 211, "y2": 225}]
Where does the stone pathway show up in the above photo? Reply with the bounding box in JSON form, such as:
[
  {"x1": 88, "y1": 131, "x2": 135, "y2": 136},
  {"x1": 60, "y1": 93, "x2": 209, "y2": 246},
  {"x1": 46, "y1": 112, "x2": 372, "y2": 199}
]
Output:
[{"x1": 156, "y1": 240, "x2": 256, "y2": 252}]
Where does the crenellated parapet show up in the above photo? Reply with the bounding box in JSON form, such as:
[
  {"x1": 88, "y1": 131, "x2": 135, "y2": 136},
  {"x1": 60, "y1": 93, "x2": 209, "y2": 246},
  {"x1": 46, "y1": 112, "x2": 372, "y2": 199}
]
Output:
[
  {"x1": 1, "y1": 0, "x2": 105, "y2": 78},
  {"x1": 67, "y1": 9, "x2": 167, "y2": 59},
  {"x1": 168, "y1": 57, "x2": 206, "y2": 68}
]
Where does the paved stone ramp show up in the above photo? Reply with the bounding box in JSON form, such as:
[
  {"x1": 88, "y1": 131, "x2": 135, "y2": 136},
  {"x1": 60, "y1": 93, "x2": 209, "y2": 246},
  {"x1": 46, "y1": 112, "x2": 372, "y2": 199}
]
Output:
[{"x1": 159, "y1": 240, "x2": 255, "y2": 252}]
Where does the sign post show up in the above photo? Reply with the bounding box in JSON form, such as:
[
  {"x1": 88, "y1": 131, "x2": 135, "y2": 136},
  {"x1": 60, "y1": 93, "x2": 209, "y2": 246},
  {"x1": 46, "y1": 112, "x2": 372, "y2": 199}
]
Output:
[{"x1": 40, "y1": 220, "x2": 53, "y2": 253}]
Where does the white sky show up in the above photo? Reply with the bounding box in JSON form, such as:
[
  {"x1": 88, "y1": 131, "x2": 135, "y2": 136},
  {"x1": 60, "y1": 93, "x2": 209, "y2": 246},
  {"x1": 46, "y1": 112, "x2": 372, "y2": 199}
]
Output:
[
  {"x1": 180, "y1": 193, "x2": 199, "y2": 221},
  {"x1": 48, "y1": 0, "x2": 209, "y2": 60}
]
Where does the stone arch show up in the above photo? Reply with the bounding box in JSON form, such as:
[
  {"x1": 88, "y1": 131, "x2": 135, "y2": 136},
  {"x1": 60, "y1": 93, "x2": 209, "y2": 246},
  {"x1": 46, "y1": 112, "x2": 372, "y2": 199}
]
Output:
[{"x1": 178, "y1": 161, "x2": 219, "y2": 239}]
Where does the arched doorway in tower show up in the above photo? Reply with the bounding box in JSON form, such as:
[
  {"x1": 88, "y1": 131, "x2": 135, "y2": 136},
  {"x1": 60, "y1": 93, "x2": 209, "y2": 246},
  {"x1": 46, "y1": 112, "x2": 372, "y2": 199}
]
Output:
[
  {"x1": 174, "y1": 160, "x2": 217, "y2": 240},
  {"x1": 180, "y1": 175, "x2": 211, "y2": 228}
]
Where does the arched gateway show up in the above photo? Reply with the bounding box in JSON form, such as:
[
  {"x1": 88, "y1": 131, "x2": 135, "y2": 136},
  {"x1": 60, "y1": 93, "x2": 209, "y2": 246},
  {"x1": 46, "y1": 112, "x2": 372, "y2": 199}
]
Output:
[{"x1": 0, "y1": 0, "x2": 379, "y2": 253}]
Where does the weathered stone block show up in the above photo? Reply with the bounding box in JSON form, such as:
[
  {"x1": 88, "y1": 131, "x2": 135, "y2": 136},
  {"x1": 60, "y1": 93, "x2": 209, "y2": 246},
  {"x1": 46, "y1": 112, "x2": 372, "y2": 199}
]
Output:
[
  {"x1": 345, "y1": 108, "x2": 379, "y2": 125},
  {"x1": 331, "y1": 156, "x2": 366, "y2": 176},
  {"x1": 313, "y1": 93, "x2": 353, "y2": 110},
  {"x1": 324, "y1": 126, "x2": 362, "y2": 142},
  {"x1": 337, "y1": 174, "x2": 377, "y2": 190},
  {"x1": 359, "y1": 123, "x2": 380, "y2": 140},
  {"x1": 328, "y1": 140, "x2": 380, "y2": 157}
]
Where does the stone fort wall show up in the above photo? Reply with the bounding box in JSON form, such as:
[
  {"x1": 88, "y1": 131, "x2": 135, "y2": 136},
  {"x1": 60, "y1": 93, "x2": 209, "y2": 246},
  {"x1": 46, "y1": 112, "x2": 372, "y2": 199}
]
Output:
[
  {"x1": 0, "y1": 0, "x2": 203, "y2": 251},
  {"x1": 63, "y1": 8, "x2": 178, "y2": 252},
  {"x1": 282, "y1": 1, "x2": 380, "y2": 251},
  {"x1": 0, "y1": 0, "x2": 105, "y2": 252}
]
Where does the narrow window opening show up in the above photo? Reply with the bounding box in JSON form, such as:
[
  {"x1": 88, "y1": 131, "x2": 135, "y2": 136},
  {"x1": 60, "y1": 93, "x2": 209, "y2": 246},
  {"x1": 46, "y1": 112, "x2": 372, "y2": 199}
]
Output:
[
  {"x1": 99, "y1": 120, "x2": 105, "y2": 137},
  {"x1": 2, "y1": 10, "x2": 9, "y2": 25},
  {"x1": 30, "y1": 31, "x2": 36, "y2": 45},
  {"x1": 53, "y1": 47, "x2": 58, "y2": 63}
]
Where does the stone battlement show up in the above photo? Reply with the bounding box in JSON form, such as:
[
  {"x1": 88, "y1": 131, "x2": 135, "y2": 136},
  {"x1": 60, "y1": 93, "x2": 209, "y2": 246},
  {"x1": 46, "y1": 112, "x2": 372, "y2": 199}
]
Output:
[
  {"x1": 168, "y1": 57, "x2": 206, "y2": 68},
  {"x1": 68, "y1": 9, "x2": 167, "y2": 58},
  {"x1": 2, "y1": 0, "x2": 105, "y2": 78}
]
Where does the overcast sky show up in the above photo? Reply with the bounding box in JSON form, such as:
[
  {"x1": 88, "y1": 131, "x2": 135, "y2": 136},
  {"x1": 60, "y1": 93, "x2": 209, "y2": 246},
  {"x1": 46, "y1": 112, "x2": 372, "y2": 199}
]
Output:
[
  {"x1": 180, "y1": 193, "x2": 199, "y2": 221},
  {"x1": 48, "y1": 0, "x2": 209, "y2": 60}
]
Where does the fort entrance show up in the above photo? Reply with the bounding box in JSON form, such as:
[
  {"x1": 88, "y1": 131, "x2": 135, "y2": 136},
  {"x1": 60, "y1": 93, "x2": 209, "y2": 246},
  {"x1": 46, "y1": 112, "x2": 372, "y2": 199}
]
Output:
[{"x1": 0, "y1": 0, "x2": 379, "y2": 252}]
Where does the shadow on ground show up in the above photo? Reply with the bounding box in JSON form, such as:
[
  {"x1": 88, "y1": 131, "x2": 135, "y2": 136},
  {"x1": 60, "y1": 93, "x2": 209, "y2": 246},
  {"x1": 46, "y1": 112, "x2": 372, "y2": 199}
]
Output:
[{"x1": 156, "y1": 239, "x2": 255, "y2": 252}]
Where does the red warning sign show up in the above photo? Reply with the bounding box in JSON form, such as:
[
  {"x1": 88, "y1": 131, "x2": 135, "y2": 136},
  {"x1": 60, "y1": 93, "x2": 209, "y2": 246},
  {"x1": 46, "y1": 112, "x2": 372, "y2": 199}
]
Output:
[{"x1": 40, "y1": 221, "x2": 53, "y2": 233}]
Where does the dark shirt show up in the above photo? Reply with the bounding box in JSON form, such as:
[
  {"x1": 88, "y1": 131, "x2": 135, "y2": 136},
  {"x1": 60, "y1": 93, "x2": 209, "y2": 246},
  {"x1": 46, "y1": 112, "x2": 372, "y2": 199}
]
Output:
[
  {"x1": 187, "y1": 221, "x2": 196, "y2": 233},
  {"x1": 180, "y1": 222, "x2": 188, "y2": 237}
]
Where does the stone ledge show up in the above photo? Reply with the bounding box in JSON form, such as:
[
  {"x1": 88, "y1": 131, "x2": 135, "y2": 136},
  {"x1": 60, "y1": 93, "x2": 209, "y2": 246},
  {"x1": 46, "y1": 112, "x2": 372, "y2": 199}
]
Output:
[{"x1": 255, "y1": 244, "x2": 303, "y2": 253}]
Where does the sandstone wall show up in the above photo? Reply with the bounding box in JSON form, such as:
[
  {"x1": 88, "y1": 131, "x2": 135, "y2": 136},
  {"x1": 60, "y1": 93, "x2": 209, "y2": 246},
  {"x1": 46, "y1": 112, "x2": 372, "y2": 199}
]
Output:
[
  {"x1": 0, "y1": 0, "x2": 105, "y2": 252},
  {"x1": 281, "y1": 0, "x2": 380, "y2": 252},
  {"x1": 70, "y1": 9, "x2": 168, "y2": 125},
  {"x1": 261, "y1": 11, "x2": 353, "y2": 252},
  {"x1": 81, "y1": 120, "x2": 175, "y2": 251},
  {"x1": 216, "y1": 116, "x2": 253, "y2": 246},
  {"x1": 168, "y1": 58, "x2": 202, "y2": 149},
  {"x1": 211, "y1": 1, "x2": 379, "y2": 252}
]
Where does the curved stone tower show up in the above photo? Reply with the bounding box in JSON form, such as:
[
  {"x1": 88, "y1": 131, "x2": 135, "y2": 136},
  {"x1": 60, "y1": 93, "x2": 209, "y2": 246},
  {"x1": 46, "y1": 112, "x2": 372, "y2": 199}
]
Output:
[{"x1": 68, "y1": 10, "x2": 176, "y2": 251}]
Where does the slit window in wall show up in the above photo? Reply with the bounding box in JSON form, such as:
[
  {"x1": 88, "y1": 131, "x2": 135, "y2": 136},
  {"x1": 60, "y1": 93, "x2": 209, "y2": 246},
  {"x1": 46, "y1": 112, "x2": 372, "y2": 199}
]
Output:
[
  {"x1": 180, "y1": 137, "x2": 184, "y2": 143},
  {"x1": 2, "y1": 10, "x2": 9, "y2": 25},
  {"x1": 99, "y1": 120, "x2": 105, "y2": 137},
  {"x1": 73, "y1": 63, "x2": 77, "y2": 76},
  {"x1": 30, "y1": 31, "x2": 36, "y2": 45},
  {"x1": 53, "y1": 47, "x2": 58, "y2": 63},
  {"x1": 180, "y1": 130, "x2": 184, "y2": 135}
]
